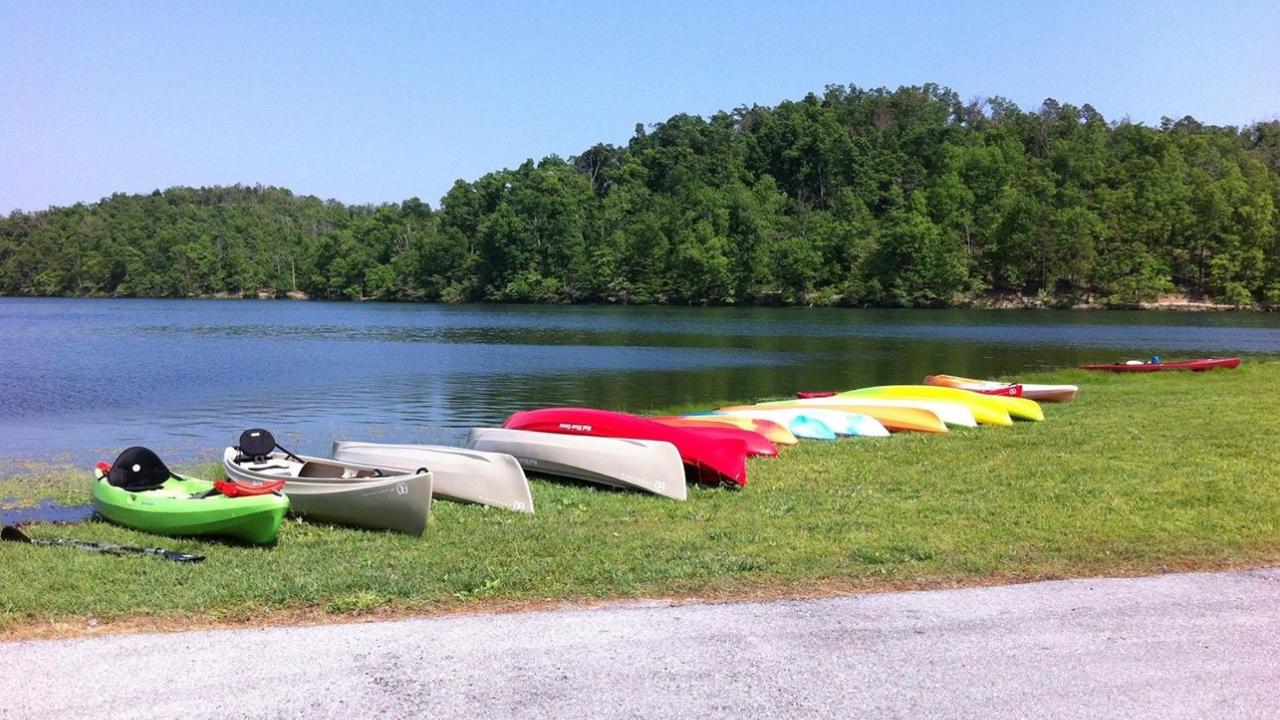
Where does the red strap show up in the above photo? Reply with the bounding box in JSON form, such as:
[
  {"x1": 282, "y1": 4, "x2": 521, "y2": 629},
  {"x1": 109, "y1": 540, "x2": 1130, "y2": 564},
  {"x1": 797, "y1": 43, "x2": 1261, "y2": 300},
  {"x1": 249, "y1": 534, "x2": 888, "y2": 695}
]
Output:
[
  {"x1": 975, "y1": 384, "x2": 1022, "y2": 397},
  {"x1": 213, "y1": 478, "x2": 286, "y2": 497}
]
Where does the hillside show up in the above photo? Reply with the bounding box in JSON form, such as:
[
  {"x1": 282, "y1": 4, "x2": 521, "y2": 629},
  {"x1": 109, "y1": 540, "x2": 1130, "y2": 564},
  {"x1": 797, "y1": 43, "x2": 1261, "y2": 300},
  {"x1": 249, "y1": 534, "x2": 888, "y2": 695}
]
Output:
[{"x1": 3, "y1": 84, "x2": 1278, "y2": 307}]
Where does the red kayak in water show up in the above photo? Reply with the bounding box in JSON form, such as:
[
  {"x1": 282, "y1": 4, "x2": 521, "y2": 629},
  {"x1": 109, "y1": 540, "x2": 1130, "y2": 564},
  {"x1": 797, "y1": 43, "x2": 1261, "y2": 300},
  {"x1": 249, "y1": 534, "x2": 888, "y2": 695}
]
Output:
[
  {"x1": 503, "y1": 408, "x2": 749, "y2": 487},
  {"x1": 1079, "y1": 357, "x2": 1240, "y2": 372}
]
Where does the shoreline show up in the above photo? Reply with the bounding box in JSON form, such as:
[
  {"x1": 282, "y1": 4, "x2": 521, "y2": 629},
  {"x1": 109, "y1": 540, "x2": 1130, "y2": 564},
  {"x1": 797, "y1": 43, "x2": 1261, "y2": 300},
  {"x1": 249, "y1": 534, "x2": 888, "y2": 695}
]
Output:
[
  {"x1": 1, "y1": 292, "x2": 1273, "y2": 312},
  {"x1": 4, "y1": 364, "x2": 1278, "y2": 641}
]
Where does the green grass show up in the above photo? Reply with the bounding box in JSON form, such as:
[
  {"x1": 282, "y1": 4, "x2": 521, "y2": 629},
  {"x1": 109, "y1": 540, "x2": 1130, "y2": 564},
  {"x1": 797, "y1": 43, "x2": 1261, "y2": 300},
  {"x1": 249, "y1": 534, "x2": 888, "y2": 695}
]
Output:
[{"x1": 3, "y1": 362, "x2": 1279, "y2": 636}]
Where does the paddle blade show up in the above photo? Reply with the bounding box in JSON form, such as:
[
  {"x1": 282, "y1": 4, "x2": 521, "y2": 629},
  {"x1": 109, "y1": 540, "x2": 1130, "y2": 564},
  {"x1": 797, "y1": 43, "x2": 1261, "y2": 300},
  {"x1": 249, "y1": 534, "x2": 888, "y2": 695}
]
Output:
[{"x1": 1, "y1": 525, "x2": 32, "y2": 543}]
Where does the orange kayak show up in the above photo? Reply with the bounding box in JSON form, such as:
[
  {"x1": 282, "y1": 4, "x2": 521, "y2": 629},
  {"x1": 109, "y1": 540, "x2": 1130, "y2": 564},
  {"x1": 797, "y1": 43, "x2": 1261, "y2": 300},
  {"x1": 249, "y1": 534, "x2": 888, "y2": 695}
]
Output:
[
  {"x1": 726, "y1": 401, "x2": 947, "y2": 434},
  {"x1": 651, "y1": 416, "x2": 799, "y2": 446}
]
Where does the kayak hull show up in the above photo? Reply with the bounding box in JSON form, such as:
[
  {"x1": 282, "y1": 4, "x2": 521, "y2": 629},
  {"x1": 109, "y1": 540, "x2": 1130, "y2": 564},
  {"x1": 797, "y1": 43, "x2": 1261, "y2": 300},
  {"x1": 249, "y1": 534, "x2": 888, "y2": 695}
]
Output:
[
  {"x1": 468, "y1": 428, "x2": 687, "y2": 500},
  {"x1": 331, "y1": 441, "x2": 534, "y2": 513},
  {"x1": 712, "y1": 408, "x2": 890, "y2": 438},
  {"x1": 651, "y1": 416, "x2": 799, "y2": 446},
  {"x1": 503, "y1": 408, "x2": 747, "y2": 487},
  {"x1": 839, "y1": 385, "x2": 1038, "y2": 423},
  {"x1": 92, "y1": 469, "x2": 288, "y2": 545},
  {"x1": 223, "y1": 448, "x2": 433, "y2": 535},
  {"x1": 746, "y1": 401, "x2": 947, "y2": 434},
  {"x1": 649, "y1": 425, "x2": 777, "y2": 457},
  {"x1": 783, "y1": 396, "x2": 978, "y2": 428},
  {"x1": 689, "y1": 411, "x2": 836, "y2": 440},
  {"x1": 1079, "y1": 357, "x2": 1240, "y2": 372}
]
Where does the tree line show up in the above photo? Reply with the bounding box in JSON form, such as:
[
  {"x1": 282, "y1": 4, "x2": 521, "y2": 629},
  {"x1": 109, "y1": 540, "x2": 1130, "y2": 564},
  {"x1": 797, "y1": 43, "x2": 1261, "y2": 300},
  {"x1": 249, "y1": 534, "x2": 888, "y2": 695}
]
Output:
[{"x1": 3, "y1": 84, "x2": 1278, "y2": 307}]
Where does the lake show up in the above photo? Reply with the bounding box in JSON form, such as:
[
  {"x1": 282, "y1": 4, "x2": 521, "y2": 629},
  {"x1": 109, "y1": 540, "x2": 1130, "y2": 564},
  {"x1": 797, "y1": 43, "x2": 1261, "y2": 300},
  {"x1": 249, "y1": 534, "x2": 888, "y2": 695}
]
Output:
[{"x1": 2, "y1": 297, "x2": 1277, "y2": 471}]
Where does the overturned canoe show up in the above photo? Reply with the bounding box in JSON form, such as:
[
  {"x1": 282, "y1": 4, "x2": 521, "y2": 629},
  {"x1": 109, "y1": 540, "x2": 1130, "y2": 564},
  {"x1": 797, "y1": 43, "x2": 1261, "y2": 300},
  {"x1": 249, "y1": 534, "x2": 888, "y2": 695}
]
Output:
[
  {"x1": 924, "y1": 374, "x2": 1078, "y2": 403},
  {"x1": 651, "y1": 416, "x2": 799, "y2": 446},
  {"x1": 503, "y1": 408, "x2": 747, "y2": 487},
  {"x1": 223, "y1": 445, "x2": 433, "y2": 535},
  {"x1": 467, "y1": 428, "x2": 687, "y2": 500},
  {"x1": 331, "y1": 441, "x2": 534, "y2": 513}
]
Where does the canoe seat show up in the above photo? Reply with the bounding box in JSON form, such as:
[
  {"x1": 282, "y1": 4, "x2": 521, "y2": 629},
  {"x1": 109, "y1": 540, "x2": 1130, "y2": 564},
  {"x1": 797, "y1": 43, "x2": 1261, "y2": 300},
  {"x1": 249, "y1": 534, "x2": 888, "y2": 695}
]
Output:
[{"x1": 297, "y1": 461, "x2": 347, "y2": 479}]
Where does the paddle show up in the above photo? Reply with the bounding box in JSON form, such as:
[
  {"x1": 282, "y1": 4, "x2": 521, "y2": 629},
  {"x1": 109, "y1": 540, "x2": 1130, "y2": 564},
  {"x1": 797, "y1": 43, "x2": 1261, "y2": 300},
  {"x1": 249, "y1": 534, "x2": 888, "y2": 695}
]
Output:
[{"x1": 1, "y1": 525, "x2": 205, "y2": 564}]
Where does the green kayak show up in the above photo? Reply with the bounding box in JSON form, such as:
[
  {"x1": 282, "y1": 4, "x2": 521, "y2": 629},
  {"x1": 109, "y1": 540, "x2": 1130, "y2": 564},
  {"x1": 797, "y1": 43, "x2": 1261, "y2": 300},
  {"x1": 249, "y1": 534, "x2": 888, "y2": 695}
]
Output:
[{"x1": 92, "y1": 447, "x2": 288, "y2": 545}]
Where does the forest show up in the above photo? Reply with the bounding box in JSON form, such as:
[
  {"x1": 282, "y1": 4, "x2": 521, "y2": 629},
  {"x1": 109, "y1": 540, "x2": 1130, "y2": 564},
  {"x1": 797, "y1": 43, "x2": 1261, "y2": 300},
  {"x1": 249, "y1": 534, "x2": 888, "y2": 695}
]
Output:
[{"x1": 2, "y1": 84, "x2": 1279, "y2": 308}]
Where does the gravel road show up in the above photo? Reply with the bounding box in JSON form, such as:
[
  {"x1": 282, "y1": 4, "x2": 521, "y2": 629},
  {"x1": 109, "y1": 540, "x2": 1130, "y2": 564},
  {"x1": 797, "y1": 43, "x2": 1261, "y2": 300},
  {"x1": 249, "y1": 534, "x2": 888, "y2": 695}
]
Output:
[{"x1": 4, "y1": 568, "x2": 1278, "y2": 719}]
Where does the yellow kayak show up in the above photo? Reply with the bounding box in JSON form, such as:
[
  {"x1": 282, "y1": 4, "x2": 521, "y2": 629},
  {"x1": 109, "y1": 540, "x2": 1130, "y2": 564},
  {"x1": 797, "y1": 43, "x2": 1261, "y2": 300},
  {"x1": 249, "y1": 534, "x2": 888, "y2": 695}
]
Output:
[
  {"x1": 743, "y1": 401, "x2": 948, "y2": 434},
  {"x1": 839, "y1": 385, "x2": 1042, "y2": 423},
  {"x1": 652, "y1": 415, "x2": 800, "y2": 446}
]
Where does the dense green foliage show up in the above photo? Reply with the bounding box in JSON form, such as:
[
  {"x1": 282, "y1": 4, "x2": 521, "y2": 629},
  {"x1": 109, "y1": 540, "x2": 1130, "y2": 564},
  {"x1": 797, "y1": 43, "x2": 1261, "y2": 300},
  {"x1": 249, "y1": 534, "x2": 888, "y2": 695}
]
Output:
[{"x1": 3, "y1": 84, "x2": 1279, "y2": 306}]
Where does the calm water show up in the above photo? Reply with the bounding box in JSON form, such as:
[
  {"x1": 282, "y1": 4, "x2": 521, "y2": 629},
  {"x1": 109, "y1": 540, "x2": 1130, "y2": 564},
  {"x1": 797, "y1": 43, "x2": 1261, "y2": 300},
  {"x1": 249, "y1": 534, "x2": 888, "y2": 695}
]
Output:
[{"x1": 2, "y1": 297, "x2": 1278, "y2": 471}]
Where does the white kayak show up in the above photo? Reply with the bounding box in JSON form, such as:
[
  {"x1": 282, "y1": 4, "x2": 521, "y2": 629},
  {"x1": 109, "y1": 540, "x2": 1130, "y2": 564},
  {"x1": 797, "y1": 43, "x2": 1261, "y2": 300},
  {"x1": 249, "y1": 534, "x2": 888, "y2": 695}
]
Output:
[
  {"x1": 922, "y1": 374, "x2": 1079, "y2": 403},
  {"x1": 768, "y1": 396, "x2": 978, "y2": 427},
  {"x1": 466, "y1": 428, "x2": 687, "y2": 501}
]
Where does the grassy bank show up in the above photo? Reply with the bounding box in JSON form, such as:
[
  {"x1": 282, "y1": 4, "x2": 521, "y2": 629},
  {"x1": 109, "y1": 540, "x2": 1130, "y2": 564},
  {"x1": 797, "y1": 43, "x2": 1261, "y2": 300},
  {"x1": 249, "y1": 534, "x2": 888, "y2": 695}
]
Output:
[{"x1": 3, "y1": 363, "x2": 1279, "y2": 639}]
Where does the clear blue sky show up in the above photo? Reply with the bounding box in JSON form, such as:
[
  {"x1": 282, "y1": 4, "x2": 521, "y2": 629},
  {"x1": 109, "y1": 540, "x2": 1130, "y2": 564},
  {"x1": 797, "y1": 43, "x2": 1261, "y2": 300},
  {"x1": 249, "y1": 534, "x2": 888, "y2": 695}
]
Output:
[{"x1": 2, "y1": 0, "x2": 1278, "y2": 213}]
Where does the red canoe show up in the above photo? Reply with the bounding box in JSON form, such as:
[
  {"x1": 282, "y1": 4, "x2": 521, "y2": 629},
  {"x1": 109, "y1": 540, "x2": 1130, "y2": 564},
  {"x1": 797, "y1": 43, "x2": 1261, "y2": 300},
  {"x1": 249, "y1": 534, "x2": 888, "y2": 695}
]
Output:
[
  {"x1": 1079, "y1": 357, "x2": 1240, "y2": 372},
  {"x1": 503, "y1": 408, "x2": 749, "y2": 487},
  {"x1": 796, "y1": 390, "x2": 836, "y2": 399}
]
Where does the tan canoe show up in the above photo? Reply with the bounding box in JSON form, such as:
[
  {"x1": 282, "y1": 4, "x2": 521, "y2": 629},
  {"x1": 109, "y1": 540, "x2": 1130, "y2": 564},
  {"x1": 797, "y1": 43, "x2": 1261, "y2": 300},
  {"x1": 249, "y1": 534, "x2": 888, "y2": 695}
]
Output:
[{"x1": 222, "y1": 446, "x2": 433, "y2": 535}]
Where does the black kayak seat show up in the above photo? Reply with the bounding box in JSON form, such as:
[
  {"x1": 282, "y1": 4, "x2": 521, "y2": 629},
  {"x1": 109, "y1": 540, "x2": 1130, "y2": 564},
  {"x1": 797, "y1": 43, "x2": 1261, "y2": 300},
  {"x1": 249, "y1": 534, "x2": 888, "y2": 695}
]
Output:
[
  {"x1": 238, "y1": 428, "x2": 277, "y2": 461},
  {"x1": 107, "y1": 447, "x2": 172, "y2": 492}
]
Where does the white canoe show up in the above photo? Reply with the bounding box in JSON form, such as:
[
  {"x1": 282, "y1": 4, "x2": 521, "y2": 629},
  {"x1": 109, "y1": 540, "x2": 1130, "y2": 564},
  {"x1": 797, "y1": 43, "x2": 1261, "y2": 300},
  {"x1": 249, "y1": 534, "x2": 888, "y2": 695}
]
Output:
[
  {"x1": 769, "y1": 397, "x2": 978, "y2": 427},
  {"x1": 222, "y1": 446, "x2": 433, "y2": 535},
  {"x1": 332, "y1": 441, "x2": 534, "y2": 514},
  {"x1": 1015, "y1": 383, "x2": 1078, "y2": 403},
  {"x1": 923, "y1": 374, "x2": 1078, "y2": 403},
  {"x1": 466, "y1": 428, "x2": 687, "y2": 501}
]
